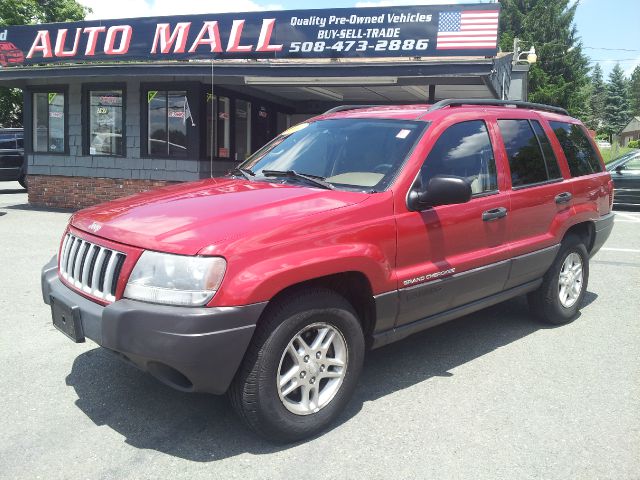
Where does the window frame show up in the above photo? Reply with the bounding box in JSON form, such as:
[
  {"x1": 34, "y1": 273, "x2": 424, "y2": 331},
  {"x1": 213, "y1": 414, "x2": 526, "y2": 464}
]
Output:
[
  {"x1": 82, "y1": 83, "x2": 127, "y2": 157},
  {"x1": 414, "y1": 119, "x2": 500, "y2": 199},
  {"x1": 25, "y1": 85, "x2": 69, "y2": 156},
  {"x1": 140, "y1": 82, "x2": 200, "y2": 159}
]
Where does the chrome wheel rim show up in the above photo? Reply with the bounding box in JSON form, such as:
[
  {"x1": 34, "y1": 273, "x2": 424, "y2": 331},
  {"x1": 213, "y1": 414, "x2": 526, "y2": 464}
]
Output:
[
  {"x1": 558, "y1": 252, "x2": 583, "y2": 308},
  {"x1": 277, "y1": 322, "x2": 348, "y2": 416}
]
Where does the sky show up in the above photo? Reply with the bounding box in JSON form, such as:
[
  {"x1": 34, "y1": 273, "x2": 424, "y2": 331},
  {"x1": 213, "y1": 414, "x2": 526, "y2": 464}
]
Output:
[{"x1": 78, "y1": 0, "x2": 640, "y2": 78}]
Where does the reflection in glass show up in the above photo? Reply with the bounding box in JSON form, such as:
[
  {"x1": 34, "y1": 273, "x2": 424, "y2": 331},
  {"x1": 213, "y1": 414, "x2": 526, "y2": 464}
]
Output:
[
  {"x1": 89, "y1": 90, "x2": 123, "y2": 155},
  {"x1": 235, "y1": 99, "x2": 251, "y2": 161},
  {"x1": 147, "y1": 90, "x2": 188, "y2": 157},
  {"x1": 32, "y1": 92, "x2": 65, "y2": 153},
  {"x1": 218, "y1": 96, "x2": 230, "y2": 158},
  {"x1": 421, "y1": 120, "x2": 497, "y2": 195}
]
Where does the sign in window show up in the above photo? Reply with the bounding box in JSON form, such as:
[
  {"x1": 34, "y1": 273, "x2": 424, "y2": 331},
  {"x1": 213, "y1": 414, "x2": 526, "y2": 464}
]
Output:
[{"x1": 89, "y1": 89, "x2": 123, "y2": 155}]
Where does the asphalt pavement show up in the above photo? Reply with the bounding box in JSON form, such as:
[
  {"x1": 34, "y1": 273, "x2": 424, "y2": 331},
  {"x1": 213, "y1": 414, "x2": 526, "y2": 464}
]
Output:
[{"x1": 0, "y1": 181, "x2": 638, "y2": 479}]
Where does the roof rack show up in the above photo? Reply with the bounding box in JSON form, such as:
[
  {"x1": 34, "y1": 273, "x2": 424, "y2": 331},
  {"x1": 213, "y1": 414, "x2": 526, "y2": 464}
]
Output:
[
  {"x1": 426, "y1": 99, "x2": 569, "y2": 116},
  {"x1": 322, "y1": 105, "x2": 381, "y2": 115}
]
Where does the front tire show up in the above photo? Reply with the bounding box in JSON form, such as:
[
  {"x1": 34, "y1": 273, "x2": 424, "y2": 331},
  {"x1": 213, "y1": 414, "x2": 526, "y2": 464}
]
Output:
[
  {"x1": 229, "y1": 288, "x2": 364, "y2": 443},
  {"x1": 18, "y1": 174, "x2": 27, "y2": 190},
  {"x1": 528, "y1": 235, "x2": 590, "y2": 324}
]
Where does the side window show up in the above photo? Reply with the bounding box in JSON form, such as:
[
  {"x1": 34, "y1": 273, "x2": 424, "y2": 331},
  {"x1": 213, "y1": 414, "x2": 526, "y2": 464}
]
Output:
[
  {"x1": 549, "y1": 121, "x2": 603, "y2": 177},
  {"x1": 0, "y1": 133, "x2": 16, "y2": 150},
  {"x1": 530, "y1": 120, "x2": 562, "y2": 179},
  {"x1": 498, "y1": 119, "x2": 550, "y2": 187},
  {"x1": 623, "y1": 157, "x2": 640, "y2": 170},
  {"x1": 420, "y1": 120, "x2": 497, "y2": 196}
]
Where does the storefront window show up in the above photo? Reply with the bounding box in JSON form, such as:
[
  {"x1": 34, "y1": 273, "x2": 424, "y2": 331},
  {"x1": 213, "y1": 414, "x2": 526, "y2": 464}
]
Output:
[
  {"x1": 33, "y1": 92, "x2": 65, "y2": 153},
  {"x1": 277, "y1": 112, "x2": 292, "y2": 135},
  {"x1": 88, "y1": 89, "x2": 124, "y2": 155},
  {"x1": 235, "y1": 99, "x2": 252, "y2": 161},
  {"x1": 217, "y1": 96, "x2": 230, "y2": 158},
  {"x1": 147, "y1": 90, "x2": 188, "y2": 157},
  {"x1": 206, "y1": 93, "x2": 217, "y2": 159}
]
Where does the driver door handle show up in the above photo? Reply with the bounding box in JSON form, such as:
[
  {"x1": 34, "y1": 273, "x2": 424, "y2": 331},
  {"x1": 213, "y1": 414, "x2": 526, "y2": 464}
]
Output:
[{"x1": 482, "y1": 207, "x2": 508, "y2": 221}]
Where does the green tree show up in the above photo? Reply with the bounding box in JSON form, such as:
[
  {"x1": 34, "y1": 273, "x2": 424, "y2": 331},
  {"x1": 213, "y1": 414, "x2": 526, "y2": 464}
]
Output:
[
  {"x1": 603, "y1": 63, "x2": 631, "y2": 137},
  {"x1": 499, "y1": 0, "x2": 590, "y2": 116},
  {"x1": 629, "y1": 65, "x2": 640, "y2": 117},
  {"x1": 584, "y1": 63, "x2": 606, "y2": 131},
  {"x1": 0, "y1": 0, "x2": 90, "y2": 127}
]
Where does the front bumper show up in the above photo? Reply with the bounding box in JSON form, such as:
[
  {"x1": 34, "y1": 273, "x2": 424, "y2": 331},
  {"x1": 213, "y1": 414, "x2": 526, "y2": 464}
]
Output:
[
  {"x1": 590, "y1": 212, "x2": 615, "y2": 257},
  {"x1": 41, "y1": 256, "x2": 266, "y2": 394}
]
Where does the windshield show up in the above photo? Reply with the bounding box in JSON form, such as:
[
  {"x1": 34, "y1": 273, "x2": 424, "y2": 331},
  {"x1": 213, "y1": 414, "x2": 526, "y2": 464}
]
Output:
[{"x1": 240, "y1": 118, "x2": 426, "y2": 191}]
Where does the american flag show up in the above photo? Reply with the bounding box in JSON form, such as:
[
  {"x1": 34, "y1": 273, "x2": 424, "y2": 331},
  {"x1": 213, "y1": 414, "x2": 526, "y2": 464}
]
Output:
[{"x1": 436, "y1": 10, "x2": 499, "y2": 50}]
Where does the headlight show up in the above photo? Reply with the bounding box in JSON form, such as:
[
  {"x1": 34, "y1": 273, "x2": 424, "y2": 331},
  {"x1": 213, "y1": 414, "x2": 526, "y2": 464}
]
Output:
[{"x1": 124, "y1": 251, "x2": 226, "y2": 306}]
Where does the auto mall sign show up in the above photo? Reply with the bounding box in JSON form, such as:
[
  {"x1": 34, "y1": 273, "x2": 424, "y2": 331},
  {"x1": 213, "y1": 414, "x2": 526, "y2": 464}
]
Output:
[{"x1": 0, "y1": 4, "x2": 499, "y2": 66}]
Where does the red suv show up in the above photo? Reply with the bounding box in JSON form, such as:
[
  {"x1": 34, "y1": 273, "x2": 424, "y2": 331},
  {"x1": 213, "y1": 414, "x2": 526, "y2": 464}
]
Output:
[{"x1": 41, "y1": 100, "x2": 614, "y2": 442}]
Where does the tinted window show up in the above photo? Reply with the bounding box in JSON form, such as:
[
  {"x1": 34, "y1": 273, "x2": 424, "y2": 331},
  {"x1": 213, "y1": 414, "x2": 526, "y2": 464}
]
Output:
[
  {"x1": 550, "y1": 121, "x2": 602, "y2": 177},
  {"x1": 498, "y1": 119, "x2": 548, "y2": 187},
  {"x1": 0, "y1": 133, "x2": 16, "y2": 150},
  {"x1": 419, "y1": 120, "x2": 497, "y2": 195},
  {"x1": 531, "y1": 120, "x2": 562, "y2": 179}
]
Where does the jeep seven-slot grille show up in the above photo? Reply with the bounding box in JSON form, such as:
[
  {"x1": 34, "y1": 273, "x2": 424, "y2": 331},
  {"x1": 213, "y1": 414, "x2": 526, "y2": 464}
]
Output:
[{"x1": 59, "y1": 233, "x2": 126, "y2": 302}]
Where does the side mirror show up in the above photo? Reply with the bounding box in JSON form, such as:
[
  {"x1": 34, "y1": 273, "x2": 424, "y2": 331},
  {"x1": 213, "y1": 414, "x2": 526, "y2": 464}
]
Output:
[
  {"x1": 408, "y1": 175, "x2": 472, "y2": 211},
  {"x1": 615, "y1": 165, "x2": 625, "y2": 174}
]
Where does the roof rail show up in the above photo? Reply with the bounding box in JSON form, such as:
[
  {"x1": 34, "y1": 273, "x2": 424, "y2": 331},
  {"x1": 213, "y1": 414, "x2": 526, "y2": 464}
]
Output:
[
  {"x1": 322, "y1": 105, "x2": 381, "y2": 115},
  {"x1": 426, "y1": 99, "x2": 569, "y2": 116}
]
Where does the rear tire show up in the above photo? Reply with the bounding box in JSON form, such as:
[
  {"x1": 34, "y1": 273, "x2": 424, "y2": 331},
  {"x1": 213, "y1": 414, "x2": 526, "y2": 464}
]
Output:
[
  {"x1": 528, "y1": 235, "x2": 589, "y2": 325},
  {"x1": 18, "y1": 175, "x2": 27, "y2": 190},
  {"x1": 229, "y1": 288, "x2": 365, "y2": 443}
]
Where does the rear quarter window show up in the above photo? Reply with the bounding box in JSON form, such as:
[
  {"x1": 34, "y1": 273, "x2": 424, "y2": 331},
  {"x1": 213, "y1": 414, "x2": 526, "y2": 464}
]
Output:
[{"x1": 549, "y1": 121, "x2": 603, "y2": 177}]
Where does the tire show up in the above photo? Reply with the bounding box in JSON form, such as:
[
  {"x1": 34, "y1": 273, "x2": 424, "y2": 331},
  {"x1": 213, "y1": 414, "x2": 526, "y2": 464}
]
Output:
[
  {"x1": 229, "y1": 287, "x2": 365, "y2": 443},
  {"x1": 528, "y1": 235, "x2": 590, "y2": 325},
  {"x1": 18, "y1": 175, "x2": 27, "y2": 190}
]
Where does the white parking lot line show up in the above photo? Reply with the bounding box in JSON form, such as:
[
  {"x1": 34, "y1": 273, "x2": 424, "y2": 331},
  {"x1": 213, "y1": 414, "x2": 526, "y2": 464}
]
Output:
[
  {"x1": 614, "y1": 212, "x2": 640, "y2": 223},
  {"x1": 600, "y1": 247, "x2": 640, "y2": 253}
]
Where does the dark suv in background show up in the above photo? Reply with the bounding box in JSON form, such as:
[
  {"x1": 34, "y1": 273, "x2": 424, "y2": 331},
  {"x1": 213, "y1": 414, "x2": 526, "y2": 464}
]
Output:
[{"x1": 0, "y1": 128, "x2": 26, "y2": 189}]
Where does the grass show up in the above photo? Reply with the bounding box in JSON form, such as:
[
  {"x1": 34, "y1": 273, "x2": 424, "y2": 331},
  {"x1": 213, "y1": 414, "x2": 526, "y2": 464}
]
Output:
[{"x1": 599, "y1": 146, "x2": 638, "y2": 164}]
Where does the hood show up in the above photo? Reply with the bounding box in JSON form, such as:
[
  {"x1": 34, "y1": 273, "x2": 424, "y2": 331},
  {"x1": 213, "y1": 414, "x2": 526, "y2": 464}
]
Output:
[{"x1": 71, "y1": 178, "x2": 368, "y2": 255}]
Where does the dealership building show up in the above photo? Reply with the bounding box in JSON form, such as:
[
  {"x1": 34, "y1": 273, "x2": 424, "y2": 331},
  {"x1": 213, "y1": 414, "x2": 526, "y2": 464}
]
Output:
[{"x1": 0, "y1": 4, "x2": 528, "y2": 209}]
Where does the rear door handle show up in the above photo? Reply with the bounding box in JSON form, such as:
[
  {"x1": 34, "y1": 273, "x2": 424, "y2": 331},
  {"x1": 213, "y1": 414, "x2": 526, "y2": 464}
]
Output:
[
  {"x1": 482, "y1": 207, "x2": 508, "y2": 221},
  {"x1": 555, "y1": 192, "x2": 572, "y2": 204}
]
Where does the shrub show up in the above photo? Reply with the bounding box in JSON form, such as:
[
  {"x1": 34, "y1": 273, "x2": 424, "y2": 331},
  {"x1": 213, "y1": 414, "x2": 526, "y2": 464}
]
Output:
[{"x1": 627, "y1": 139, "x2": 640, "y2": 149}]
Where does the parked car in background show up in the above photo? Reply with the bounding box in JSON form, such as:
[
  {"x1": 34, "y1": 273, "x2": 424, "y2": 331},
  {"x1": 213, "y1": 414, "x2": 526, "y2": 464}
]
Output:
[
  {"x1": 0, "y1": 128, "x2": 26, "y2": 189},
  {"x1": 596, "y1": 139, "x2": 611, "y2": 149},
  {"x1": 606, "y1": 149, "x2": 640, "y2": 207}
]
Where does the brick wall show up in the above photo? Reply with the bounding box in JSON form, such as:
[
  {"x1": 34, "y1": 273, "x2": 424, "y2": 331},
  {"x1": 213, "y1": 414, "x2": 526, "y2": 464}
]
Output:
[{"x1": 27, "y1": 175, "x2": 179, "y2": 210}]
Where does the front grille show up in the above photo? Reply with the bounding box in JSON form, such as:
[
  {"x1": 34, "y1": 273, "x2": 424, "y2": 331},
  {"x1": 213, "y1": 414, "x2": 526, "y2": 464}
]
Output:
[{"x1": 59, "y1": 233, "x2": 126, "y2": 302}]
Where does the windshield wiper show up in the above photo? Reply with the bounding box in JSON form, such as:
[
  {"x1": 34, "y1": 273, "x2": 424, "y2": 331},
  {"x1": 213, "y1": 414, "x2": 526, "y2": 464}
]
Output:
[
  {"x1": 261, "y1": 170, "x2": 335, "y2": 190},
  {"x1": 230, "y1": 167, "x2": 255, "y2": 180}
]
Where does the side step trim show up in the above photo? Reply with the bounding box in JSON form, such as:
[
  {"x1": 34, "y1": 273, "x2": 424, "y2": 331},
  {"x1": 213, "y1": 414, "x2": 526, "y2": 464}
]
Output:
[{"x1": 371, "y1": 278, "x2": 542, "y2": 349}]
